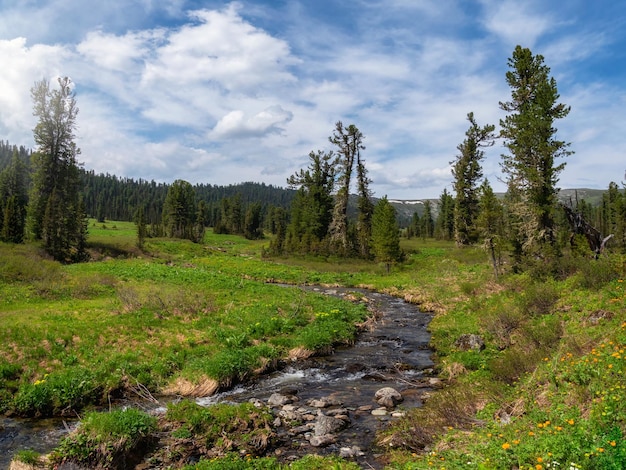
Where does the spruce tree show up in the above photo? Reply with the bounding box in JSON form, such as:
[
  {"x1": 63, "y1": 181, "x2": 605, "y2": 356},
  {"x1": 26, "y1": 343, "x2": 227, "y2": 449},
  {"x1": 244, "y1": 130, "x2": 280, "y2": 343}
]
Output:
[
  {"x1": 162, "y1": 179, "x2": 197, "y2": 240},
  {"x1": 371, "y1": 196, "x2": 401, "y2": 273},
  {"x1": 500, "y1": 46, "x2": 572, "y2": 260},
  {"x1": 476, "y1": 179, "x2": 505, "y2": 279},
  {"x1": 286, "y1": 150, "x2": 335, "y2": 251},
  {"x1": 355, "y1": 154, "x2": 374, "y2": 258},
  {"x1": 436, "y1": 188, "x2": 455, "y2": 240},
  {"x1": 452, "y1": 112, "x2": 495, "y2": 246},
  {"x1": 420, "y1": 200, "x2": 435, "y2": 238},
  {"x1": 0, "y1": 151, "x2": 29, "y2": 243},
  {"x1": 28, "y1": 77, "x2": 88, "y2": 262}
]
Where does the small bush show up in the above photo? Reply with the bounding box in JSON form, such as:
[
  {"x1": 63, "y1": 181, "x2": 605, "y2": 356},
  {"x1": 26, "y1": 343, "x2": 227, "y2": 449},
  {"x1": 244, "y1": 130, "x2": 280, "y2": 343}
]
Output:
[
  {"x1": 481, "y1": 309, "x2": 524, "y2": 349},
  {"x1": 489, "y1": 345, "x2": 544, "y2": 384},
  {"x1": 517, "y1": 281, "x2": 559, "y2": 316},
  {"x1": 576, "y1": 256, "x2": 620, "y2": 290}
]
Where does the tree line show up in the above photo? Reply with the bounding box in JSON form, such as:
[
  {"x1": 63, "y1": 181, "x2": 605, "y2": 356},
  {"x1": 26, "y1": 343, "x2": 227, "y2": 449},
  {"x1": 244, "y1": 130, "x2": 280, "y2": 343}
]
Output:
[{"x1": 1, "y1": 46, "x2": 625, "y2": 267}]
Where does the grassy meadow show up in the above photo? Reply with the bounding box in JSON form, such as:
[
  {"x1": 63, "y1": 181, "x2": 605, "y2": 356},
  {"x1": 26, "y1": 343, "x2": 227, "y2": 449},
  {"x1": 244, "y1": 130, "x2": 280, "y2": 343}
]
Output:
[{"x1": 2, "y1": 222, "x2": 625, "y2": 469}]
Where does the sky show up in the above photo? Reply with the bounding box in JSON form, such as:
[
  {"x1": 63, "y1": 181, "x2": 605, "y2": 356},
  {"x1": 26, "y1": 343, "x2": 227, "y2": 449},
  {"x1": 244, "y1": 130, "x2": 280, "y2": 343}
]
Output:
[{"x1": 0, "y1": 0, "x2": 625, "y2": 199}]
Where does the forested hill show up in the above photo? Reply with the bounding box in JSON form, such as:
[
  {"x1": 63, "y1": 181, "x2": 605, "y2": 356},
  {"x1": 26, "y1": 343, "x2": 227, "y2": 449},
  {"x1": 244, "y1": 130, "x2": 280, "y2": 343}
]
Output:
[
  {"x1": 1, "y1": 139, "x2": 296, "y2": 225},
  {"x1": 82, "y1": 171, "x2": 296, "y2": 225}
]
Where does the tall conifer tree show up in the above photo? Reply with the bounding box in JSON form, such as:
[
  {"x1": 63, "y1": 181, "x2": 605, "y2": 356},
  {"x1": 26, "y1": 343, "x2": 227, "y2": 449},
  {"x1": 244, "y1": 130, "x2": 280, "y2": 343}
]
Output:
[
  {"x1": 500, "y1": 46, "x2": 572, "y2": 260},
  {"x1": 452, "y1": 112, "x2": 495, "y2": 246},
  {"x1": 28, "y1": 77, "x2": 88, "y2": 262}
]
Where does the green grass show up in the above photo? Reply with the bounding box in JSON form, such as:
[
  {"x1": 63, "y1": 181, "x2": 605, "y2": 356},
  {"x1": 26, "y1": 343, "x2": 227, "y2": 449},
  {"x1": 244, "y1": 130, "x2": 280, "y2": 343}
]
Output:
[{"x1": 0, "y1": 228, "x2": 369, "y2": 416}]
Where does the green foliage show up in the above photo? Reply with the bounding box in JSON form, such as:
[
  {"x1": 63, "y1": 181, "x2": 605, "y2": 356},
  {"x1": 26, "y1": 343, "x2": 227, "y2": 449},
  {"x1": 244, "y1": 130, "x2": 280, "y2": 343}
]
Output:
[
  {"x1": 517, "y1": 281, "x2": 560, "y2": 316},
  {"x1": 14, "y1": 449, "x2": 41, "y2": 465},
  {"x1": 163, "y1": 179, "x2": 198, "y2": 241},
  {"x1": 166, "y1": 400, "x2": 274, "y2": 457},
  {"x1": 28, "y1": 77, "x2": 88, "y2": 263},
  {"x1": 500, "y1": 46, "x2": 572, "y2": 259},
  {"x1": 372, "y1": 196, "x2": 402, "y2": 271},
  {"x1": 12, "y1": 367, "x2": 101, "y2": 417},
  {"x1": 50, "y1": 408, "x2": 157, "y2": 468},
  {"x1": 451, "y1": 112, "x2": 496, "y2": 246}
]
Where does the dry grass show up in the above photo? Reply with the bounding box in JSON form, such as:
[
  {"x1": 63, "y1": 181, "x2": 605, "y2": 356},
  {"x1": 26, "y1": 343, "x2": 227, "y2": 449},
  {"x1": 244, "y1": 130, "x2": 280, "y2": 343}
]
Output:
[{"x1": 162, "y1": 377, "x2": 219, "y2": 397}]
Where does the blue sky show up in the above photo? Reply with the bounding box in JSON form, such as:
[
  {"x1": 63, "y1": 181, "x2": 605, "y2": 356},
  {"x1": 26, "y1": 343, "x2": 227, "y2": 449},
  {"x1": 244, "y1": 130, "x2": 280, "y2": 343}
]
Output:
[{"x1": 0, "y1": 0, "x2": 624, "y2": 198}]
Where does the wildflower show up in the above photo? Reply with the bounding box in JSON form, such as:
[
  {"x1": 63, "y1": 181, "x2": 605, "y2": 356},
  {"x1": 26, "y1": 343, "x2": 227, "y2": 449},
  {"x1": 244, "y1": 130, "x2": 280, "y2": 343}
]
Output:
[
  {"x1": 537, "y1": 457, "x2": 543, "y2": 463},
  {"x1": 610, "y1": 440, "x2": 616, "y2": 447},
  {"x1": 536, "y1": 465, "x2": 543, "y2": 470},
  {"x1": 502, "y1": 442, "x2": 511, "y2": 450},
  {"x1": 529, "y1": 431, "x2": 535, "y2": 436},
  {"x1": 567, "y1": 419, "x2": 575, "y2": 425}
]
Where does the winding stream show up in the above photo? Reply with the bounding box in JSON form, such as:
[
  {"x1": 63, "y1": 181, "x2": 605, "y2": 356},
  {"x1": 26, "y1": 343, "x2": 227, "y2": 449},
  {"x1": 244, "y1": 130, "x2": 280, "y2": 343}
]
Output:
[{"x1": 1, "y1": 287, "x2": 434, "y2": 468}]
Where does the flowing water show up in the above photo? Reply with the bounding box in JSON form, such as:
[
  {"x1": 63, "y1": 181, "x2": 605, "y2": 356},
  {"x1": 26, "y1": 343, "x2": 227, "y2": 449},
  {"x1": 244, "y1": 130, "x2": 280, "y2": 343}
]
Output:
[{"x1": 1, "y1": 286, "x2": 434, "y2": 469}]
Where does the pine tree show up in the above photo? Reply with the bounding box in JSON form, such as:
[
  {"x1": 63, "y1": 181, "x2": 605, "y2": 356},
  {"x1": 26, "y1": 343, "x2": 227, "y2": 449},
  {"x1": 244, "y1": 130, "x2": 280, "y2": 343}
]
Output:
[
  {"x1": 286, "y1": 150, "x2": 335, "y2": 251},
  {"x1": 436, "y1": 188, "x2": 455, "y2": 240},
  {"x1": 500, "y1": 46, "x2": 572, "y2": 260},
  {"x1": 0, "y1": 151, "x2": 29, "y2": 243},
  {"x1": 452, "y1": 112, "x2": 495, "y2": 246},
  {"x1": 162, "y1": 179, "x2": 197, "y2": 240},
  {"x1": 28, "y1": 77, "x2": 88, "y2": 262},
  {"x1": 420, "y1": 200, "x2": 435, "y2": 238},
  {"x1": 355, "y1": 154, "x2": 374, "y2": 258},
  {"x1": 244, "y1": 202, "x2": 264, "y2": 240},
  {"x1": 476, "y1": 179, "x2": 505, "y2": 279},
  {"x1": 371, "y1": 196, "x2": 401, "y2": 273},
  {"x1": 135, "y1": 206, "x2": 148, "y2": 250},
  {"x1": 329, "y1": 122, "x2": 364, "y2": 254}
]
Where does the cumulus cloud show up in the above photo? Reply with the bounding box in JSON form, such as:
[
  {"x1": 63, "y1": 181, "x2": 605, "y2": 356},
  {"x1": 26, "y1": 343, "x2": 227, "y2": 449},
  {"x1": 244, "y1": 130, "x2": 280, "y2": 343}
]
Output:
[{"x1": 211, "y1": 106, "x2": 293, "y2": 139}]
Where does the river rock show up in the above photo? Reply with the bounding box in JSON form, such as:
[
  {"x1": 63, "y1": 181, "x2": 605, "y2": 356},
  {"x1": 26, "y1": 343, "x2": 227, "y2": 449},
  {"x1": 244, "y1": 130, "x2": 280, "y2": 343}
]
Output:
[
  {"x1": 309, "y1": 434, "x2": 336, "y2": 447},
  {"x1": 314, "y1": 411, "x2": 347, "y2": 436},
  {"x1": 371, "y1": 408, "x2": 388, "y2": 416},
  {"x1": 340, "y1": 446, "x2": 365, "y2": 458},
  {"x1": 308, "y1": 396, "x2": 343, "y2": 408},
  {"x1": 375, "y1": 387, "x2": 403, "y2": 407},
  {"x1": 325, "y1": 407, "x2": 349, "y2": 417},
  {"x1": 454, "y1": 333, "x2": 485, "y2": 351},
  {"x1": 268, "y1": 392, "x2": 292, "y2": 406}
]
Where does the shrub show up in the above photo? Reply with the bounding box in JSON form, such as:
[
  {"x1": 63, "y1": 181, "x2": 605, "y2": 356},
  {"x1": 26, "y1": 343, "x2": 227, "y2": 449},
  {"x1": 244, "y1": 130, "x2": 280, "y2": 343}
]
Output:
[
  {"x1": 517, "y1": 281, "x2": 559, "y2": 316},
  {"x1": 576, "y1": 256, "x2": 621, "y2": 290}
]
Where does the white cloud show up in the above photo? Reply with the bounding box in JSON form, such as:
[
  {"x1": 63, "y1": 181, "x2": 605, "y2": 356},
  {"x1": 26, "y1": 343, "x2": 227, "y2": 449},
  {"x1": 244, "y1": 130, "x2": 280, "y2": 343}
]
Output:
[
  {"x1": 211, "y1": 105, "x2": 293, "y2": 139},
  {"x1": 480, "y1": 0, "x2": 552, "y2": 48}
]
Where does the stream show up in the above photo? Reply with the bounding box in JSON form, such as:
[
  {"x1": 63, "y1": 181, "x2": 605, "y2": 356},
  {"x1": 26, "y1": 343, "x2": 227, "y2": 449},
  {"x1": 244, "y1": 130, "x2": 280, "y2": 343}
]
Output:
[{"x1": 1, "y1": 286, "x2": 434, "y2": 469}]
